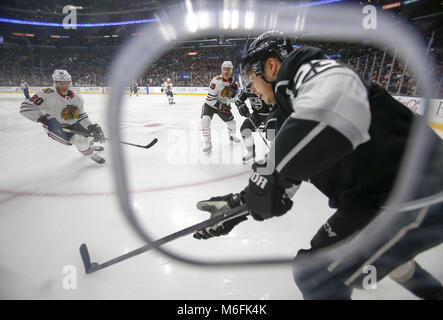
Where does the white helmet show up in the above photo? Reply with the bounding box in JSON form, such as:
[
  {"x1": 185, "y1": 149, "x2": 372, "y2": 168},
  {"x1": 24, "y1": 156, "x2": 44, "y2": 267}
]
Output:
[
  {"x1": 167, "y1": 78, "x2": 171, "y2": 82},
  {"x1": 52, "y1": 69, "x2": 71, "y2": 83},
  {"x1": 221, "y1": 61, "x2": 233, "y2": 70}
]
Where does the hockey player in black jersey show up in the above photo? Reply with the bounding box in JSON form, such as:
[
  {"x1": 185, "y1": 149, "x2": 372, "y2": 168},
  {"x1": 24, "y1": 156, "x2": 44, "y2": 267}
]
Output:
[
  {"x1": 193, "y1": 31, "x2": 443, "y2": 300},
  {"x1": 235, "y1": 84, "x2": 274, "y2": 162}
]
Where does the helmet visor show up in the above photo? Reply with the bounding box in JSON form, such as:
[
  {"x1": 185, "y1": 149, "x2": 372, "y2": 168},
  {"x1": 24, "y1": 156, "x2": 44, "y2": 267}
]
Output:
[{"x1": 239, "y1": 59, "x2": 263, "y2": 89}]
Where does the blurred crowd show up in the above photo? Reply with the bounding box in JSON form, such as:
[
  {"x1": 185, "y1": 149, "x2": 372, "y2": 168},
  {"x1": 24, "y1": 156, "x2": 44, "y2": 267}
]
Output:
[{"x1": 1, "y1": 40, "x2": 441, "y2": 98}]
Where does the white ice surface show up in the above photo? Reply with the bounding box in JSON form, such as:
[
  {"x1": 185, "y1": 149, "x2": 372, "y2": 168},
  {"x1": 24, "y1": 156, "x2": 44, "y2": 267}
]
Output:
[{"x1": 0, "y1": 92, "x2": 441, "y2": 299}]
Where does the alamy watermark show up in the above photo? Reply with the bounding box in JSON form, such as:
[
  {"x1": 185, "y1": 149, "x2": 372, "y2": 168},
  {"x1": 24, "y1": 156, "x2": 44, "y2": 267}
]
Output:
[
  {"x1": 62, "y1": 265, "x2": 77, "y2": 290},
  {"x1": 63, "y1": 5, "x2": 78, "y2": 29},
  {"x1": 165, "y1": 124, "x2": 276, "y2": 174},
  {"x1": 362, "y1": 5, "x2": 377, "y2": 30},
  {"x1": 362, "y1": 265, "x2": 377, "y2": 290}
]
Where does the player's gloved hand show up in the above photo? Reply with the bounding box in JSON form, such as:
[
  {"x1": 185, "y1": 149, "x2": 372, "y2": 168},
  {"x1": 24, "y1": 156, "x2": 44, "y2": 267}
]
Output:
[
  {"x1": 193, "y1": 193, "x2": 248, "y2": 240},
  {"x1": 229, "y1": 83, "x2": 239, "y2": 98},
  {"x1": 38, "y1": 115, "x2": 65, "y2": 137},
  {"x1": 88, "y1": 123, "x2": 105, "y2": 143},
  {"x1": 161, "y1": 88, "x2": 164, "y2": 92},
  {"x1": 245, "y1": 161, "x2": 294, "y2": 221},
  {"x1": 235, "y1": 100, "x2": 250, "y2": 117}
]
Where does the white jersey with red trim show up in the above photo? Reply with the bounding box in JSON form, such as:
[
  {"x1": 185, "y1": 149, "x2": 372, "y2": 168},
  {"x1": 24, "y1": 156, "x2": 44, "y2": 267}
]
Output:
[
  {"x1": 19, "y1": 87, "x2": 92, "y2": 129},
  {"x1": 205, "y1": 75, "x2": 235, "y2": 108}
]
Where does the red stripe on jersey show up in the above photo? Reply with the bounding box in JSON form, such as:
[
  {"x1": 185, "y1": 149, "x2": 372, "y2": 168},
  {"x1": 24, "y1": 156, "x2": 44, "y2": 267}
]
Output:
[{"x1": 48, "y1": 132, "x2": 70, "y2": 145}]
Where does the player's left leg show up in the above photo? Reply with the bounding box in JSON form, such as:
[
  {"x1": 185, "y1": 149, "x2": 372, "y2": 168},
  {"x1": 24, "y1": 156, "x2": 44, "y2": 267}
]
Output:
[
  {"x1": 240, "y1": 118, "x2": 256, "y2": 162},
  {"x1": 217, "y1": 107, "x2": 240, "y2": 142},
  {"x1": 292, "y1": 205, "x2": 381, "y2": 299},
  {"x1": 69, "y1": 134, "x2": 105, "y2": 164}
]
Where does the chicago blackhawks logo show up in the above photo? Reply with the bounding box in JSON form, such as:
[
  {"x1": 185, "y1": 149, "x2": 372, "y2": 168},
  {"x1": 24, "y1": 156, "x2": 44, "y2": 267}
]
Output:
[
  {"x1": 220, "y1": 86, "x2": 232, "y2": 98},
  {"x1": 43, "y1": 88, "x2": 54, "y2": 93},
  {"x1": 61, "y1": 105, "x2": 79, "y2": 120}
]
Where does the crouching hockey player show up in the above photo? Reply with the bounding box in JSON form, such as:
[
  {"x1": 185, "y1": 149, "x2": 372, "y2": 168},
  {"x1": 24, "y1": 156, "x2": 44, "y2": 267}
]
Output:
[
  {"x1": 235, "y1": 83, "x2": 274, "y2": 162},
  {"x1": 20, "y1": 69, "x2": 106, "y2": 164},
  {"x1": 193, "y1": 31, "x2": 443, "y2": 300}
]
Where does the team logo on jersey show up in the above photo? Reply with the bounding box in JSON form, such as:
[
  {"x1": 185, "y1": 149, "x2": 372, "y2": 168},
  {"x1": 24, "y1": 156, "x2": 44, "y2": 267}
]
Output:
[
  {"x1": 42, "y1": 88, "x2": 54, "y2": 93},
  {"x1": 220, "y1": 86, "x2": 232, "y2": 98},
  {"x1": 61, "y1": 105, "x2": 79, "y2": 120}
]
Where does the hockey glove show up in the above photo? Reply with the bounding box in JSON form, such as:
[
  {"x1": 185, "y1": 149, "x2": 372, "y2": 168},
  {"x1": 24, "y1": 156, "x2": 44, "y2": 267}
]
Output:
[
  {"x1": 88, "y1": 123, "x2": 105, "y2": 143},
  {"x1": 38, "y1": 115, "x2": 71, "y2": 141},
  {"x1": 235, "y1": 100, "x2": 251, "y2": 117},
  {"x1": 193, "y1": 193, "x2": 248, "y2": 240},
  {"x1": 161, "y1": 88, "x2": 164, "y2": 92},
  {"x1": 246, "y1": 161, "x2": 293, "y2": 220},
  {"x1": 229, "y1": 83, "x2": 239, "y2": 98}
]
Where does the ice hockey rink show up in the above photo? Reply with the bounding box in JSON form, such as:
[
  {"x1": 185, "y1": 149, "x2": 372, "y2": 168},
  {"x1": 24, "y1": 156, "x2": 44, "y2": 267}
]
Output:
[{"x1": 0, "y1": 92, "x2": 442, "y2": 300}]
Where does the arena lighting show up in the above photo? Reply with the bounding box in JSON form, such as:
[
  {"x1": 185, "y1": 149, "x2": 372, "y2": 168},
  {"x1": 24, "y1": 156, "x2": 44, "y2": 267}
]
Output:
[
  {"x1": 286, "y1": 0, "x2": 344, "y2": 8},
  {"x1": 0, "y1": 17, "x2": 158, "y2": 27},
  {"x1": 50, "y1": 34, "x2": 61, "y2": 38},
  {"x1": 403, "y1": 0, "x2": 420, "y2": 4},
  {"x1": 187, "y1": 51, "x2": 198, "y2": 55},
  {"x1": 382, "y1": 2, "x2": 402, "y2": 10}
]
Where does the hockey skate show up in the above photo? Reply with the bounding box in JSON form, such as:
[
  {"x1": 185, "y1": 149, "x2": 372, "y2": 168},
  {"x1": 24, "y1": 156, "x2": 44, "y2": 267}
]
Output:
[
  {"x1": 202, "y1": 140, "x2": 212, "y2": 153},
  {"x1": 91, "y1": 154, "x2": 106, "y2": 164}
]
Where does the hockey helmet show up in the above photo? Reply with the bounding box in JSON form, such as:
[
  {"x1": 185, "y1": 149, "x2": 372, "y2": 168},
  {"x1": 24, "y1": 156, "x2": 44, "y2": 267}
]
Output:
[
  {"x1": 167, "y1": 78, "x2": 171, "y2": 82},
  {"x1": 221, "y1": 60, "x2": 233, "y2": 70},
  {"x1": 52, "y1": 69, "x2": 72, "y2": 83},
  {"x1": 240, "y1": 31, "x2": 292, "y2": 82}
]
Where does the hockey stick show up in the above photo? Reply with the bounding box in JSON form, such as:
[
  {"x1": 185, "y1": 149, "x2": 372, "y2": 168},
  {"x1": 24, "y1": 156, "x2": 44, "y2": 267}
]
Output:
[
  {"x1": 249, "y1": 118, "x2": 271, "y2": 150},
  {"x1": 63, "y1": 128, "x2": 158, "y2": 149},
  {"x1": 80, "y1": 204, "x2": 249, "y2": 274}
]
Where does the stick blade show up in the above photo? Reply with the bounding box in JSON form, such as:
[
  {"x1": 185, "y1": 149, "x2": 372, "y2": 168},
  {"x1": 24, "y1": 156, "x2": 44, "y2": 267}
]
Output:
[
  {"x1": 144, "y1": 138, "x2": 158, "y2": 149},
  {"x1": 79, "y1": 243, "x2": 92, "y2": 274}
]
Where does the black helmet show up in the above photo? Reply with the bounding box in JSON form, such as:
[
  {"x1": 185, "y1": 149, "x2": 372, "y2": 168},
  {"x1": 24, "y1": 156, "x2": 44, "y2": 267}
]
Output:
[{"x1": 240, "y1": 31, "x2": 293, "y2": 81}]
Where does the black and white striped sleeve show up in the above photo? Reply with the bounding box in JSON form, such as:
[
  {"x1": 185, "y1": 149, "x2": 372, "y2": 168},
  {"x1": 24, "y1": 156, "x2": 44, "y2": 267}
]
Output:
[{"x1": 272, "y1": 65, "x2": 371, "y2": 182}]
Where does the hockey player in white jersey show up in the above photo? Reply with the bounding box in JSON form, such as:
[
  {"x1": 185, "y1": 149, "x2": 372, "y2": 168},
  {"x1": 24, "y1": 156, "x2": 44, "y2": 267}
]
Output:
[
  {"x1": 20, "y1": 80, "x2": 30, "y2": 99},
  {"x1": 161, "y1": 78, "x2": 175, "y2": 104},
  {"x1": 19, "y1": 69, "x2": 106, "y2": 164},
  {"x1": 201, "y1": 60, "x2": 241, "y2": 153}
]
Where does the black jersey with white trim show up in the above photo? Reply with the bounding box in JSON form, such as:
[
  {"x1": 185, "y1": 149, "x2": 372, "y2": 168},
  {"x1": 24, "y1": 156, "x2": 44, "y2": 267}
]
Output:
[{"x1": 271, "y1": 46, "x2": 421, "y2": 208}]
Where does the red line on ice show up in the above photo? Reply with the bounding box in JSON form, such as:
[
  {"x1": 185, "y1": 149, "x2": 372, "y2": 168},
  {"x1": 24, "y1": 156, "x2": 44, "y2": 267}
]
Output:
[{"x1": 0, "y1": 170, "x2": 249, "y2": 200}]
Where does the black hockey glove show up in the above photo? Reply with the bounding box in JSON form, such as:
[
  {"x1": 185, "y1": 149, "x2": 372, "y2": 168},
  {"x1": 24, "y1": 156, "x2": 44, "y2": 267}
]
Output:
[
  {"x1": 88, "y1": 123, "x2": 105, "y2": 143},
  {"x1": 245, "y1": 162, "x2": 293, "y2": 221},
  {"x1": 193, "y1": 193, "x2": 248, "y2": 240},
  {"x1": 161, "y1": 88, "x2": 164, "y2": 92},
  {"x1": 235, "y1": 100, "x2": 251, "y2": 117},
  {"x1": 38, "y1": 115, "x2": 70, "y2": 140}
]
